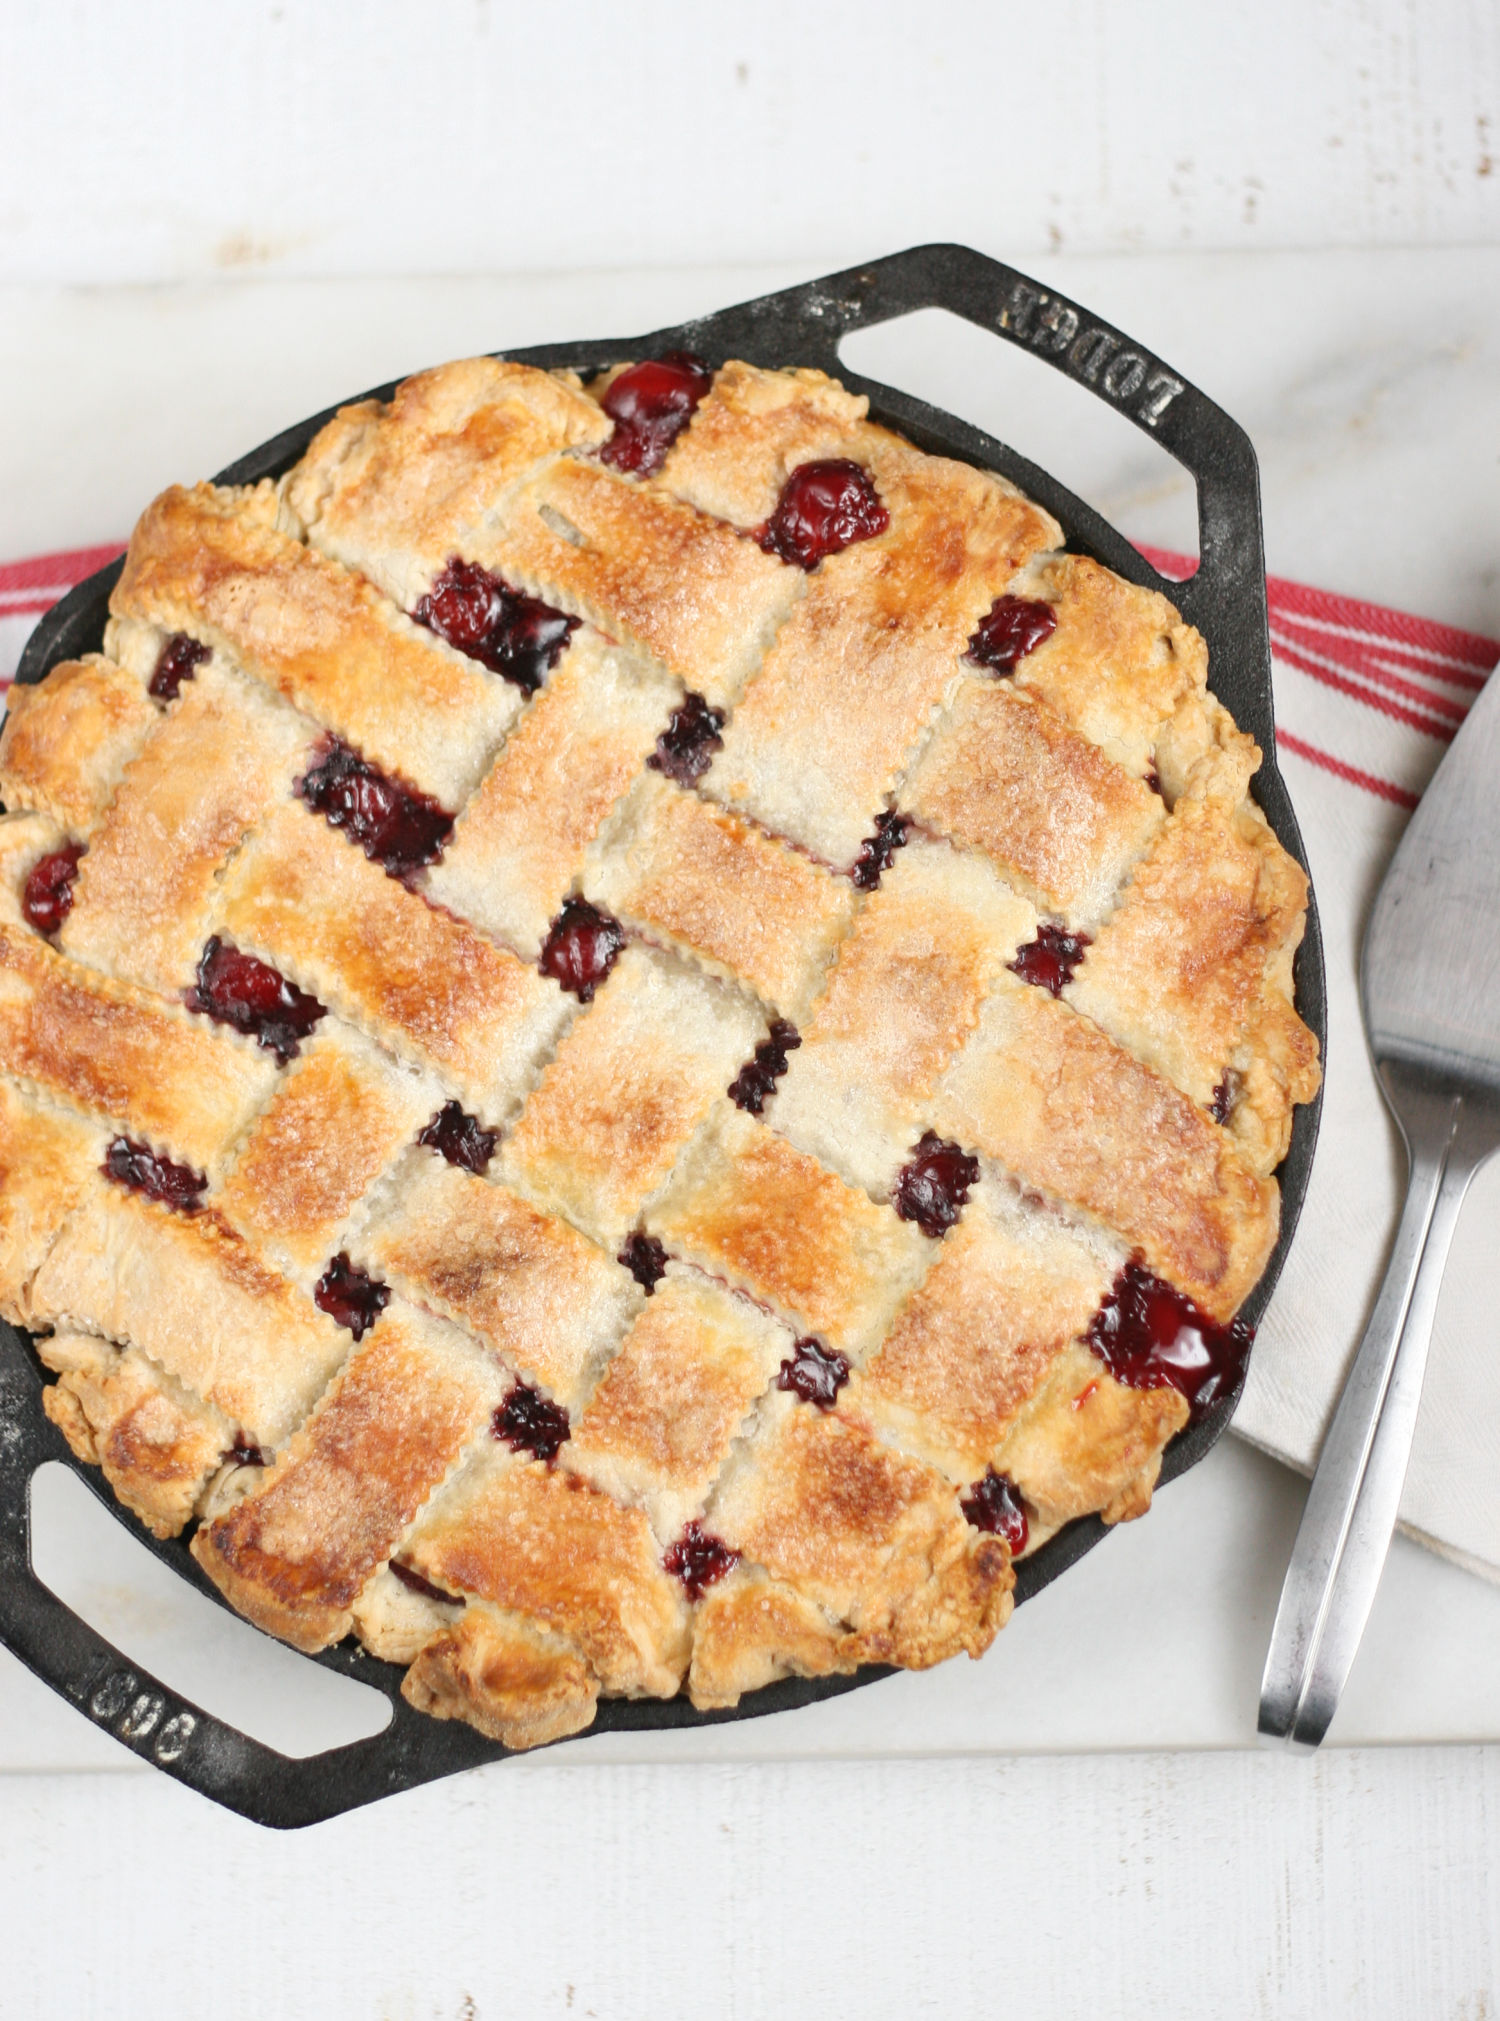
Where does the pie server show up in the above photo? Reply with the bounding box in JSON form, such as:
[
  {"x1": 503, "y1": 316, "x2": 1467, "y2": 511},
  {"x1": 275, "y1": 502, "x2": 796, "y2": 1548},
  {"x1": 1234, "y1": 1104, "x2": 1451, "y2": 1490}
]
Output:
[
  {"x1": 1259, "y1": 658, "x2": 1500, "y2": 1749},
  {"x1": 0, "y1": 244, "x2": 1325, "y2": 1825}
]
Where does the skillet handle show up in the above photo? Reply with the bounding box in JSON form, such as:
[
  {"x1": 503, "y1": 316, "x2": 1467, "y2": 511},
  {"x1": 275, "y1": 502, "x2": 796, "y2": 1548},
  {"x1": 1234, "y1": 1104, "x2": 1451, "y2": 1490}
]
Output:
[{"x1": 0, "y1": 1336, "x2": 494, "y2": 1829}]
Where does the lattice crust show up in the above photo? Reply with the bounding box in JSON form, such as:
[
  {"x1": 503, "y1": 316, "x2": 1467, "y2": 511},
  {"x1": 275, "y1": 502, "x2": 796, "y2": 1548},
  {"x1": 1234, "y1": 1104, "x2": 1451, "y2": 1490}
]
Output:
[
  {"x1": 401, "y1": 1445, "x2": 693, "y2": 1700},
  {"x1": 27, "y1": 1186, "x2": 349, "y2": 1451},
  {"x1": 647, "y1": 1102, "x2": 930, "y2": 1361},
  {"x1": 192, "y1": 1302, "x2": 500, "y2": 1653},
  {"x1": 425, "y1": 628, "x2": 676, "y2": 959},
  {"x1": 214, "y1": 803, "x2": 568, "y2": 1123},
  {"x1": 1066, "y1": 785, "x2": 1318, "y2": 1174},
  {"x1": 0, "y1": 1079, "x2": 104, "y2": 1323},
  {"x1": 770, "y1": 837, "x2": 1037, "y2": 1194},
  {"x1": 584, "y1": 774, "x2": 855, "y2": 1020},
  {"x1": 857, "y1": 1175, "x2": 1119, "y2": 1484},
  {"x1": 60, "y1": 668, "x2": 312, "y2": 994},
  {"x1": 500, "y1": 945, "x2": 765, "y2": 1251},
  {"x1": 214, "y1": 1021, "x2": 442, "y2": 1286},
  {"x1": 933, "y1": 975, "x2": 1279, "y2": 1321},
  {"x1": 354, "y1": 1150, "x2": 639, "y2": 1414},
  {"x1": 0, "y1": 656, "x2": 157, "y2": 835},
  {"x1": 111, "y1": 482, "x2": 519, "y2": 805},
  {"x1": 705, "y1": 1390, "x2": 1013, "y2": 1669},
  {"x1": 563, "y1": 1265, "x2": 792, "y2": 1543},
  {"x1": 38, "y1": 1330, "x2": 231, "y2": 1541},
  {"x1": 488, "y1": 458, "x2": 802, "y2": 708},
  {"x1": 900, "y1": 678, "x2": 1166, "y2": 925},
  {"x1": 0, "y1": 351, "x2": 1322, "y2": 1752},
  {"x1": 286, "y1": 358, "x2": 612, "y2": 610}
]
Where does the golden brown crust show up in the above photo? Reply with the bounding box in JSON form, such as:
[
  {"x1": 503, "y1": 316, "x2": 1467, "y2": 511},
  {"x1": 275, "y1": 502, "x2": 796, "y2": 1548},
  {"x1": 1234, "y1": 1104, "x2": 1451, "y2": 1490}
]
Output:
[
  {"x1": 934, "y1": 976, "x2": 1279, "y2": 1321},
  {"x1": 406, "y1": 1449, "x2": 692, "y2": 1699},
  {"x1": 28, "y1": 1187, "x2": 349, "y2": 1449},
  {"x1": 38, "y1": 1331, "x2": 229, "y2": 1539},
  {"x1": 1067, "y1": 791, "x2": 1320, "y2": 1172},
  {"x1": 658, "y1": 361, "x2": 874, "y2": 526},
  {"x1": 112, "y1": 482, "x2": 517, "y2": 804},
  {"x1": 586, "y1": 775, "x2": 855, "y2": 1019},
  {"x1": 0, "y1": 1078, "x2": 102, "y2": 1323},
  {"x1": 647, "y1": 1103, "x2": 929, "y2": 1360},
  {"x1": 214, "y1": 802, "x2": 567, "y2": 1120},
  {"x1": 59, "y1": 668, "x2": 309, "y2": 993},
  {"x1": 488, "y1": 458, "x2": 801, "y2": 708},
  {"x1": 356, "y1": 1151, "x2": 637, "y2": 1413},
  {"x1": 901, "y1": 678, "x2": 1164, "y2": 922},
  {"x1": 193, "y1": 1305, "x2": 496, "y2": 1651},
  {"x1": 400, "y1": 1605, "x2": 599, "y2": 1750},
  {"x1": 500, "y1": 946, "x2": 764, "y2": 1250},
  {"x1": 687, "y1": 1565, "x2": 849, "y2": 1710},
  {"x1": 0, "y1": 656, "x2": 156, "y2": 833}
]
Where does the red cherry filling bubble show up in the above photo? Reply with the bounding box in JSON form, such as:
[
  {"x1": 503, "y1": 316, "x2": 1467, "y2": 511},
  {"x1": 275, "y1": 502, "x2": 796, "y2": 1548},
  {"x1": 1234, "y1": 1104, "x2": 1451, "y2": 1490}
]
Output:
[
  {"x1": 102, "y1": 1136, "x2": 206, "y2": 1212},
  {"x1": 229, "y1": 1437, "x2": 268, "y2": 1468},
  {"x1": 965, "y1": 595, "x2": 1058, "y2": 675},
  {"x1": 390, "y1": 1559, "x2": 461, "y2": 1606},
  {"x1": 22, "y1": 844, "x2": 85, "y2": 937},
  {"x1": 664, "y1": 1521, "x2": 739, "y2": 1600},
  {"x1": 728, "y1": 1019, "x2": 801, "y2": 1115},
  {"x1": 1086, "y1": 1263, "x2": 1253, "y2": 1422},
  {"x1": 186, "y1": 937, "x2": 326, "y2": 1063},
  {"x1": 314, "y1": 1254, "x2": 391, "y2": 1339},
  {"x1": 539, "y1": 898, "x2": 625, "y2": 1002},
  {"x1": 493, "y1": 1383, "x2": 571, "y2": 1463},
  {"x1": 413, "y1": 558, "x2": 578, "y2": 694},
  {"x1": 1209, "y1": 1071, "x2": 1240, "y2": 1126},
  {"x1": 893, "y1": 1133, "x2": 980, "y2": 1239},
  {"x1": 777, "y1": 1335, "x2": 849, "y2": 1410},
  {"x1": 960, "y1": 1470, "x2": 1030, "y2": 1555},
  {"x1": 851, "y1": 810, "x2": 910, "y2": 892},
  {"x1": 1008, "y1": 921, "x2": 1090, "y2": 996},
  {"x1": 756, "y1": 460, "x2": 889, "y2": 570},
  {"x1": 297, "y1": 738, "x2": 453, "y2": 877},
  {"x1": 418, "y1": 1101, "x2": 497, "y2": 1175},
  {"x1": 599, "y1": 352, "x2": 713, "y2": 476},
  {"x1": 149, "y1": 632, "x2": 211, "y2": 702},
  {"x1": 618, "y1": 1231, "x2": 669, "y2": 1294},
  {"x1": 649, "y1": 692, "x2": 725, "y2": 786}
]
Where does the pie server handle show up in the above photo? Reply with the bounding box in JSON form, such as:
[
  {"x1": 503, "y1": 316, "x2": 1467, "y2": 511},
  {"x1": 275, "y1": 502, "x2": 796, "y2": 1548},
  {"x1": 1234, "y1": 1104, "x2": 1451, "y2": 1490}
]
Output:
[{"x1": 1258, "y1": 1059, "x2": 1497, "y2": 1749}]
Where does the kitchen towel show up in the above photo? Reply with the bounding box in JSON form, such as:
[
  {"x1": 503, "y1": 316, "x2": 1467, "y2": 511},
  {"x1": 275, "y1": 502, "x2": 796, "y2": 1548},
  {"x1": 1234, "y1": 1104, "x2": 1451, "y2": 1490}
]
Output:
[{"x1": 4, "y1": 543, "x2": 1499, "y2": 1577}]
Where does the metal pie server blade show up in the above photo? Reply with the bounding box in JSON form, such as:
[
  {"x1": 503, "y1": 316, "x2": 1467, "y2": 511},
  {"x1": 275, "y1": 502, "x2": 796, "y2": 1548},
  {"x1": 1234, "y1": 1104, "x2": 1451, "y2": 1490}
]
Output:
[{"x1": 1259, "y1": 662, "x2": 1500, "y2": 1749}]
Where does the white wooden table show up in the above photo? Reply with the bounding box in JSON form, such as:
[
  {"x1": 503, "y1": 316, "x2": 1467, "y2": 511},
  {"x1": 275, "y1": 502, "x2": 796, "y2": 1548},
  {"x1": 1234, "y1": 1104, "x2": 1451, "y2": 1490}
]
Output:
[{"x1": 1, "y1": 245, "x2": 1498, "y2": 2014}]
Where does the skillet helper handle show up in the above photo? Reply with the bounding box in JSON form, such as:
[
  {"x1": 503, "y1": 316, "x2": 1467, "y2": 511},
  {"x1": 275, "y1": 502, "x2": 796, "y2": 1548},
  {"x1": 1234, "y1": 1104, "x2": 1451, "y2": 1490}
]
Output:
[{"x1": 1258, "y1": 1059, "x2": 1490, "y2": 1749}]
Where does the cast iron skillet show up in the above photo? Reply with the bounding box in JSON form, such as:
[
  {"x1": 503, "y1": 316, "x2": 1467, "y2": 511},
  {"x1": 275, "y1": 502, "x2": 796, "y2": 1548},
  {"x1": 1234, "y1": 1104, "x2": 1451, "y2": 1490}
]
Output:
[{"x1": 0, "y1": 244, "x2": 1325, "y2": 1827}]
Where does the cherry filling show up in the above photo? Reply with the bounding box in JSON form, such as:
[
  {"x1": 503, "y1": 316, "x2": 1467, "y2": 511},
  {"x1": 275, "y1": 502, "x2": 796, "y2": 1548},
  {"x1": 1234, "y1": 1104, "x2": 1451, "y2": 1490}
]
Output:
[
  {"x1": 649, "y1": 692, "x2": 725, "y2": 786},
  {"x1": 493, "y1": 1382, "x2": 571, "y2": 1464},
  {"x1": 413, "y1": 557, "x2": 578, "y2": 694},
  {"x1": 664, "y1": 1521, "x2": 739, "y2": 1600},
  {"x1": 1086, "y1": 1262, "x2": 1253, "y2": 1422},
  {"x1": 965, "y1": 594, "x2": 1058, "y2": 675},
  {"x1": 186, "y1": 937, "x2": 326, "y2": 1063},
  {"x1": 539, "y1": 898, "x2": 625, "y2": 1002},
  {"x1": 599, "y1": 352, "x2": 713, "y2": 476},
  {"x1": 22, "y1": 843, "x2": 85, "y2": 937},
  {"x1": 229, "y1": 1437, "x2": 268, "y2": 1468},
  {"x1": 618, "y1": 1231, "x2": 669, "y2": 1294},
  {"x1": 1008, "y1": 920, "x2": 1090, "y2": 996},
  {"x1": 390, "y1": 1559, "x2": 461, "y2": 1607},
  {"x1": 850, "y1": 810, "x2": 910, "y2": 892},
  {"x1": 893, "y1": 1133, "x2": 980, "y2": 1239},
  {"x1": 1209, "y1": 1071, "x2": 1240, "y2": 1126},
  {"x1": 313, "y1": 1254, "x2": 390, "y2": 1340},
  {"x1": 418, "y1": 1100, "x2": 498, "y2": 1175},
  {"x1": 297, "y1": 739, "x2": 453, "y2": 877},
  {"x1": 102, "y1": 1137, "x2": 206, "y2": 1212},
  {"x1": 728, "y1": 1019, "x2": 801, "y2": 1115},
  {"x1": 149, "y1": 632, "x2": 211, "y2": 702},
  {"x1": 756, "y1": 459, "x2": 889, "y2": 570},
  {"x1": 960, "y1": 1469, "x2": 1030, "y2": 1555},
  {"x1": 777, "y1": 1335, "x2": 850, "y2": 1411}
]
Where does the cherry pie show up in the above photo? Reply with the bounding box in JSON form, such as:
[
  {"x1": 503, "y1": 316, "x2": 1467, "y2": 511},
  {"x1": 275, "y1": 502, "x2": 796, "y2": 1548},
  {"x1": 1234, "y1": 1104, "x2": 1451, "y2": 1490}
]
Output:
[{"x1": 0, "y1": 354, "x2": 1319, "y2": 1750}]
